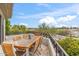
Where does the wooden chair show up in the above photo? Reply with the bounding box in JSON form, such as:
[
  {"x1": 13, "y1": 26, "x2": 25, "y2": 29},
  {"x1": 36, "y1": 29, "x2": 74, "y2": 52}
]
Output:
[
  {"x1": 2, "y1": 42, "x2": 26, "y2": 56},
  {"x1": 13, "y1": 35, "x2": 22, "y2": 41},
  {"x1": 23, "y1": 34, "x2": 28, "y2": 39},
  {"x1": 14, "y1": 45, "x2": 26, "y2": 52},
  {"x1": 1, "y1": 42, "x2": 16, "y2": 56},
  {"x1": 33, "y1": 36, "x2": 42, "y2": 54},
  {"x1": 17, "y1": 35, "x2": 22, "y2": 40},
  {"x1": 14, "y1": 45, "x2": 29, "y2": 56},
  {"x1": 28, "y1": 36, "x2": 42, "y2": 55}
]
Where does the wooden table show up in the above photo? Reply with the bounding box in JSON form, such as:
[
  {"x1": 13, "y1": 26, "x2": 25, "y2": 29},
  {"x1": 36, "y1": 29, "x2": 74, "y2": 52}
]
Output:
[{"x1": 13, "y1": 36, "x2": 42, "y2": 55}]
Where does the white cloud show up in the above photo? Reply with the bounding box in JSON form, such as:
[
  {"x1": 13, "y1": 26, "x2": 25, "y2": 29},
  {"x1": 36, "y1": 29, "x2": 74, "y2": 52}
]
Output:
[
  {"x1": 39, "y1": 16, "x2": 57, "y2": 26},
  {"x1": 36, "y1": 3, "x2": 49, "y2": 7},
  {"x1": 55, "y1": 24, "x2": 78, "y2": 28},
  {"x1": 17, "y1": 16, "x2": 28, "y2": 19},
  {"x1": 57, "y1": 15, "x2": 77, "y2": 23},
  {"x1": 77, "y1": 12, "x2": 79, "y2": 15},
  {"x1": 16, "y1": 4, "x2": 79, "y2": 27},
  {"x1": 39, "y1": 15, "x2": 77, "y2": 27},
  {"x1": 56, "y1": 24, "x2": 68, "y2": 27},
  {"x1": 19, "y1": 23, "x2": 29, "y2": 27},
  {"x1": 16, "y1": 4, "x2": 79, "y2": 20}
]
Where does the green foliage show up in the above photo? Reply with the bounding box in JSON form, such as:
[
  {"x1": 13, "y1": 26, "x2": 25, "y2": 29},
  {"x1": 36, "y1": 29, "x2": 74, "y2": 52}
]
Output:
[
  {"x1": 5, "y1": 19, "x2": 11, "y2": 35},
  {"x1": 10, "y1": 25, "x2": 28, "y2": 34},
  {"x1": 58, "y1": 37, "x2": 79, "y2": 56},
  {"x1": 5, "y1": 19, "x2": 28, "y2": 35},
  {"x1": 38, "y1": 23, "x2": 70, "y2": 36},
  {"x1": 37, "y1": 23, "x2": 57, "y2": 35}
]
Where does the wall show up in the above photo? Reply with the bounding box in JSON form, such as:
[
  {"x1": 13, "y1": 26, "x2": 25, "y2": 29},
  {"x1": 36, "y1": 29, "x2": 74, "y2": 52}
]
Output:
[
  {"x1": 42, "y1": 37, "x2": 56, "y2": 56},
  {"x1": 0, "y1": 8, "x2": 5, "y2": 44}
]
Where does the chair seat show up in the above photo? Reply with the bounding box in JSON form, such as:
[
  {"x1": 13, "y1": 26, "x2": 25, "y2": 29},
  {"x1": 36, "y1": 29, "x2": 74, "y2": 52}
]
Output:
[
  {"x1": 15, "y1": 51, "x2": 26, "y2": 56},
  {"x1": 14, "y1": 46, "x2": 26, "y2": 53}
]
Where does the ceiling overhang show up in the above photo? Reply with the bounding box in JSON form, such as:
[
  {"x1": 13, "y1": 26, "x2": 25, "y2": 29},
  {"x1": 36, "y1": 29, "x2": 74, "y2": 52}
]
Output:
[{"x1": 0, "y1": 3, "x2": 13, "y2": 19}]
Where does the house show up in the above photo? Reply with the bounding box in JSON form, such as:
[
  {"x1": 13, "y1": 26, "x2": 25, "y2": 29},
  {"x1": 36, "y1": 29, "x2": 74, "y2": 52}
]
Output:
[{"x1": 0, "y1": 3, "x2": 13, "y2": 44}]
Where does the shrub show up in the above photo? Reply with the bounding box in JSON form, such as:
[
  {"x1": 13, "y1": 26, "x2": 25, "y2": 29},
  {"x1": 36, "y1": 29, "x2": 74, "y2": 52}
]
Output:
[{"x1": 58, "y1": 37, "x2": 79, "y2": 56}]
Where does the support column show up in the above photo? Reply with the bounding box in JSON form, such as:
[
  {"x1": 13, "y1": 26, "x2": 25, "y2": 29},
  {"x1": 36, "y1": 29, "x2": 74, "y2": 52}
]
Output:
[
  {"x1": 0, "y1": 13, "x2": 5, "y2": 44},
  {"x1": 1, "y1": 17, "x2": 5, "y2": 42}
]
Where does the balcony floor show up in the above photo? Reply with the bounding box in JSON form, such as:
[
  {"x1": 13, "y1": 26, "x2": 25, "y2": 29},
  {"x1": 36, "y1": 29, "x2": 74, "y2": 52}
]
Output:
[{"x1": 0, "y1": 45, "x2": 4, "y2": 56}]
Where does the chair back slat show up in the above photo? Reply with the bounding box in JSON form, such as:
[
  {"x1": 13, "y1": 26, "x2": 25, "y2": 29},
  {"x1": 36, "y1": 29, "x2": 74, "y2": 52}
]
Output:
[
  {"x1": 13, "y1": 35, "x2": 22, "y2": 41},
  {"x1": 2, "y1": 42, "x2": 16, "y2": 56},
  {"x1": 23, "y1": 34, "x2": 28, "y2": 39}
]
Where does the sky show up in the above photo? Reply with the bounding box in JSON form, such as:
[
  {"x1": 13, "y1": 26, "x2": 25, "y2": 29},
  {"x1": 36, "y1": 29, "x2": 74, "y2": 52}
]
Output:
[{"x1": 10, "y1": 3, "x2": 79, "y2": 28}]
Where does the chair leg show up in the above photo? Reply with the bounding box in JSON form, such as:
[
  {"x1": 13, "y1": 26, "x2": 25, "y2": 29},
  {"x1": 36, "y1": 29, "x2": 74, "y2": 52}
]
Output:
[{"x1": 26, "y1": 48, "x2": 29, "y2": 56}]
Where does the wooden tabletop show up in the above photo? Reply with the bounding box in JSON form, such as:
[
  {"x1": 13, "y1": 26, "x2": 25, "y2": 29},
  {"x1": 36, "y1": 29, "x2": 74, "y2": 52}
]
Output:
[{"x1": 14, "y1": 36, "x2": 42, "y2": 48}]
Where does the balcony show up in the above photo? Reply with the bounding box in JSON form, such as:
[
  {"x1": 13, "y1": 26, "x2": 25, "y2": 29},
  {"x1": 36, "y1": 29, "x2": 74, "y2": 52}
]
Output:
[{"x1": 0, "y1": 32, "x2": 68, "y2": 56}]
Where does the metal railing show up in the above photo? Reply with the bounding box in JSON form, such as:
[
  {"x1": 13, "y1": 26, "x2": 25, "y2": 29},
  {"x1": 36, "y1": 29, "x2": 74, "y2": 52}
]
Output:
[{"x1": 41, "y1": 32, "x2": 69, "y2": 56}]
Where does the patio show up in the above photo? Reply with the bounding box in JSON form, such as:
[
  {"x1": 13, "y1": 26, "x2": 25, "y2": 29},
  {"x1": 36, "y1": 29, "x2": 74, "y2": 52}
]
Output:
[{"x1": 0, "y1": 33, "x2": 53, "y2": 56}]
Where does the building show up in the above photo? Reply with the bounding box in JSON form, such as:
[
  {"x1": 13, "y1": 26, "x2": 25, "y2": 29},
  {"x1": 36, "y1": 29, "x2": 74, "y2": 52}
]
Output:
[{"x1": 0, "y1": 3, "x2": 13, "y2": 44}]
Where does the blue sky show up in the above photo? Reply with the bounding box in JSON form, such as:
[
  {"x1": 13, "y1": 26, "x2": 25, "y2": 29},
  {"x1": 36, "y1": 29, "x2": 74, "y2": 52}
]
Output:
[{"x1": 10, "y1": 3, "x2": 79, "y2": 28}]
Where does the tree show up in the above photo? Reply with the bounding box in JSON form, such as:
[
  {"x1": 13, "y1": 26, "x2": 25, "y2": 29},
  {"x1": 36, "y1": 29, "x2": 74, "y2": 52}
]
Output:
[
  {"x1": 5, "y1": 19, "x2": 11, "y2": 35},
  {"x1": 11, "y1": 24, "x2": 28, "y2": 34},
  {"x1": 38, "y1": 23, "x2": 49, "y2": 32},
  {"x1": 38, "y1": 23, "x2": 49, "y2": 29}
]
